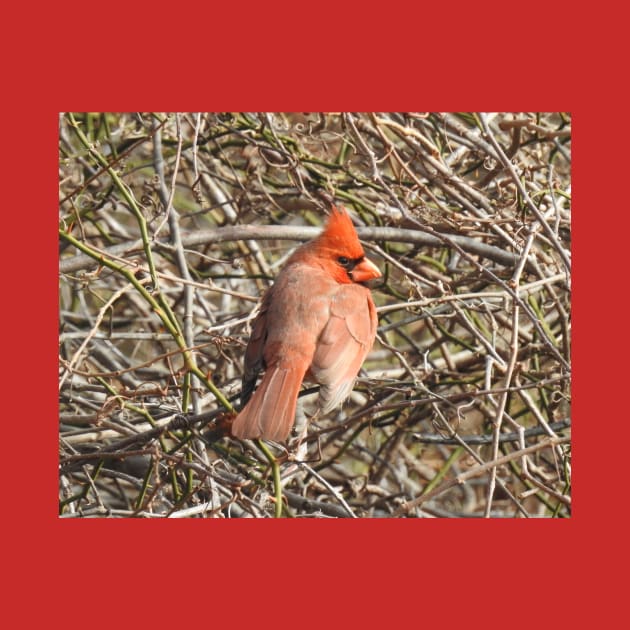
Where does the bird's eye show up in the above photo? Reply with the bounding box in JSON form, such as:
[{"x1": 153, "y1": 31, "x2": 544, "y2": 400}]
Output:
[{"x1": 338, "y1": 256, "x2": 350, "y2": 266}]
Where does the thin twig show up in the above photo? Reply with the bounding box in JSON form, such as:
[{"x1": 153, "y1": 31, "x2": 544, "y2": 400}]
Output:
[{"x1": 393, "y1": 436, "x2": 570, "y2": 517}]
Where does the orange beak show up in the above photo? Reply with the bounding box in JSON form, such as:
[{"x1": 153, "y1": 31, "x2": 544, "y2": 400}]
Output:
[{"x1": 351, "y1": 256, "x2": 381, "y2": 283}]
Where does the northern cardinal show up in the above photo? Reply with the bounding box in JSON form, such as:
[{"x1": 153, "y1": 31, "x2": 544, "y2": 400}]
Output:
[{"x1": 231, "y1": 205, "x2": 381, "y2": 442}]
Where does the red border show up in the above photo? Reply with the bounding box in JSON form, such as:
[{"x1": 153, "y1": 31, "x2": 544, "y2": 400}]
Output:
[{"x1": 7, "y1": 4, "x2": 621, "y2": 625}]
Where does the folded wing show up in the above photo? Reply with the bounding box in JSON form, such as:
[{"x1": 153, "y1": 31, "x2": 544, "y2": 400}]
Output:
[{"x1": 310, "y1": 284, "x2": 378, "y2": 413}]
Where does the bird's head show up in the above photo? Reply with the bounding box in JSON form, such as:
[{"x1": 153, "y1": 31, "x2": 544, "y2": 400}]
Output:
[{"x1": 313, "y1": 205, "x2": 381, "y2": 285}]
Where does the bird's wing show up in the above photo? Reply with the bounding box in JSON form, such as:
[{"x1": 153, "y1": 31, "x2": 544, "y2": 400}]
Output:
[{"x1": 310, "y1": 284, "x2": 378, "y2": 413}]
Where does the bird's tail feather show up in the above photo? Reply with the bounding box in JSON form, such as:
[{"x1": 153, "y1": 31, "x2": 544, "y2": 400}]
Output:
[{"x1": 231, "y1": 367, "x2": 305, "y2": 441}]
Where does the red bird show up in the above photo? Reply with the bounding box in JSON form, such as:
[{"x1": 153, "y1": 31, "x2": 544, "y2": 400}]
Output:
[{"x1": 231, "y1": 206, "x2": 381, "y2": 442}]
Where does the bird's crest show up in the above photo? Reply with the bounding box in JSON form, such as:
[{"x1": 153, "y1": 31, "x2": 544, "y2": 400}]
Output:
[{"x1": 317, "y1": 205, "x2": 365, "y2": 259}]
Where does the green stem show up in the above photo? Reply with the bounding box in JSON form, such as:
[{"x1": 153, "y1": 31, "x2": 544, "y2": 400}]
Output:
[
  {"x1": 422, "y1": 447, "x2": 462, "y2": 495},
  {"x1": 66, "y1": 113, "x2": 163, "y2": 299},
  {"x1": 257, "y1": 440, "x2": 283, "y2": 518},
  {"x1": 59, "y1": 228, "x2": 233, "y2": 412},
  {"x1": 67, "y1": 112, "x2": 232, "y2": 412}
]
